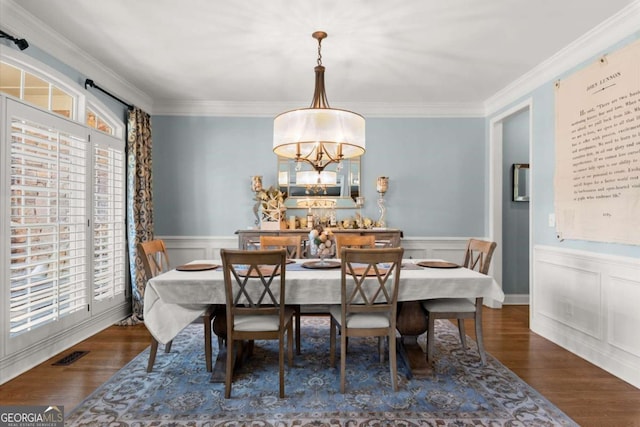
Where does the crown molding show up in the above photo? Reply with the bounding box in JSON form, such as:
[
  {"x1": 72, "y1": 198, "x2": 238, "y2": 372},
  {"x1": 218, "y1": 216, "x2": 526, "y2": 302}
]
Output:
[
  {"x1": 484, "y1": 0, "x2": 640, "y2": 116},
  {"x1": 1, "y1": 0, "x2": 153, "y2": 112},
  {"x1": 152, "y1": 100, "x2": 485, "y2": 118}
]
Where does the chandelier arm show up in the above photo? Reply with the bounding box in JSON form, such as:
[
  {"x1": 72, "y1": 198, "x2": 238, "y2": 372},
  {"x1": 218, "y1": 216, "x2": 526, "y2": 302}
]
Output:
[
  {"x1": 295, "y1": 156, "x2": 336, "y2": 172},
  {"x1": 294, "y1": 142, "x2": 344, "y2": 172}
]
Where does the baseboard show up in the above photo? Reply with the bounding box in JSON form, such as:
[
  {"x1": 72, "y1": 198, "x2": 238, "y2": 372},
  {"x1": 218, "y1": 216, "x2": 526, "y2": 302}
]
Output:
[
  {"x1": 504, "y1": 294, "x2": 529, "y2": 305},
  {"x1": 0, "y1": 303, "x2": 129, "y2": 385}
]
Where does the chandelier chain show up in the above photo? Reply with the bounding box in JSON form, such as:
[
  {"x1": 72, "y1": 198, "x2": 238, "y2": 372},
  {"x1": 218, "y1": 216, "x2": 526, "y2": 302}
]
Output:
[{"x1": 317, "y1": 38, "x2": 323, "y2": 66}]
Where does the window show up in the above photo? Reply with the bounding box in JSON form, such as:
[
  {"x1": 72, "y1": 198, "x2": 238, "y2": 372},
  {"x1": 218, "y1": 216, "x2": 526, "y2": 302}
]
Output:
[
  {"x1": 0, "y1": 61, "x2": 75, "y2": 119},
  {"x1": 86, "y1": 107, "x2": 115, "y2": 136},
  {"x1": 2, "y1": 52, "x2": 126, "y2": 355}
]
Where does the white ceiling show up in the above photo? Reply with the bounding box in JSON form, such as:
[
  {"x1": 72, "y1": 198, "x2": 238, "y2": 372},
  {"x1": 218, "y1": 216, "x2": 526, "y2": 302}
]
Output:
[{"x1": 3, "y1": 0, "x2": 639, "y2": 115}]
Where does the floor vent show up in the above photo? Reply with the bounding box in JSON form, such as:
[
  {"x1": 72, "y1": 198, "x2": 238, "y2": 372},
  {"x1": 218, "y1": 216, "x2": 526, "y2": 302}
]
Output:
[{"x1": 52, "y1": 350, "x2": 89, "y2": 366}]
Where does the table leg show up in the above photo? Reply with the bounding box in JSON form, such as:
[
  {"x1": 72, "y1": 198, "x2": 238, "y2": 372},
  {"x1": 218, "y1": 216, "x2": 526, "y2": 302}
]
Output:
[
  {"x1": 211, "y1": 302, "x2": 433, "y2": 382},
  {"x1": 396, "y1": 301, "x2": 433, "y2": 378},
  {"x1": 210, "y1": 306, "x2": 228, "y2": 383}
]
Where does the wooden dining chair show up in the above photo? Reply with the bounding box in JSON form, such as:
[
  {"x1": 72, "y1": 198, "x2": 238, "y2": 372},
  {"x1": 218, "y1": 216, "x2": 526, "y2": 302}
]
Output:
[
  {"x1": 335, "y1": 234, "x2": 376, "y2": 256},
  {"x1": 138, "y1": 239, "x2": 216, "y2": 373},
  {"x1": 220, "y1": 248, "x2": 294, "y2": 398},
  {"x1": 329, "y1": 247, "x2": 404, "y2": 393},
  {"x1": 259, "y1": 235, "x2": 303, "y2": 354},
  {"x1": 421, "y1": 238, "x2": 497, "y2": 365}
]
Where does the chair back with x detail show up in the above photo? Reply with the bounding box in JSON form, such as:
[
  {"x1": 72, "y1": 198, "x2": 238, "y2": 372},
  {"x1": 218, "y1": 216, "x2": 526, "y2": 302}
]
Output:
[
  {"x1": 329, "y1": 246, "x2": 404, "y2": 393},
  {"x1": 463, "y1": 238, "x2": 496, "y2": 274},
  {"x1": 259, "y1": 235, "x2": 303, "y2": 354},
  {"x1": 138, "y1": 239, "x2": 170, "y2": 279},
  {"x1": 422, "y1": 238, "x2": 497, "y2": 365},
  {"x1": 335, "y1": 234, "x2": 376, "y2": 256},
  {"x1": 138, "y1": 239, "x2": 215, "y2": 373},
  {"x1": 259, "y1": 235, "x2": 302, "y2": 259},
  {"x1": 220, "y1": 248, "x2": 294, "y2": 398}
]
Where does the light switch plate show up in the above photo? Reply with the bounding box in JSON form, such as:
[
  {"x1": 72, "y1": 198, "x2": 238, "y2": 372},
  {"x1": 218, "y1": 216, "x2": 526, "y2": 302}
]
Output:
[{"x1": 548, "y1": 213, "x2": 556, "y2": 227}]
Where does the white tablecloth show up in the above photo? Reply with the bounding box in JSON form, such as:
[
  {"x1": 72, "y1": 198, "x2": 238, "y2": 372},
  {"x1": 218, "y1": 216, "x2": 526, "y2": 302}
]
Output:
[{"x1": 144, "y1": 259, "x2": 504, "y2": 344}]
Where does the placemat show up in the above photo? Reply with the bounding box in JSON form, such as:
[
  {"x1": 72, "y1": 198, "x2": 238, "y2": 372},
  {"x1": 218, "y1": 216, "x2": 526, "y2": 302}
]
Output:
[
  {"x1": 301, "y1": 260, "x2": 341, "y2": 269},
  {"x1": 175, "y1": 263, "x2": 219, "y2": 271},
  {"x1": 417, "y1": 261, "x2": 460, "y2": 269}
]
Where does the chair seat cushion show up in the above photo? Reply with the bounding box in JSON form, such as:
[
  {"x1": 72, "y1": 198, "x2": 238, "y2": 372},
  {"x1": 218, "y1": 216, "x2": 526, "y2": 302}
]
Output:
[
  {"x1": 422, "y1": 298, "x2": 476, "y2": 313},
  {"x1": 329, "y1": 305, "x2": 390, "y2": 328},
  {"x1": 234, "y1": 307, "x2": 294, "y2": 331}
]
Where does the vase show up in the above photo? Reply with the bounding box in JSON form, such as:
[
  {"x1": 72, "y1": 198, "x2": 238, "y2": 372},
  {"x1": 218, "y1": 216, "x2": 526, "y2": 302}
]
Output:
[{"x1": 311, "y1": 240, "x2": 334, "y2": 265}]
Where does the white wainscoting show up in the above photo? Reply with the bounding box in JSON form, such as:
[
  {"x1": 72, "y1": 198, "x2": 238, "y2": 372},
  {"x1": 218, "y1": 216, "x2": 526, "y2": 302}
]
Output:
[
  {"x1": 533, "y1": 245, "x2": 640, "y2": 389},
  {"x1": 160, "y1": 235, "x2": 238, "y2": 266}
]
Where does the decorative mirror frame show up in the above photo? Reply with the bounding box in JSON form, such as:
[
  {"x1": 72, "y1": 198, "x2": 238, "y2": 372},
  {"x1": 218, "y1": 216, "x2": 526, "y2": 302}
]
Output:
[
  {"x1": 512, "y1": 163, "x2": 530, "y2": 202},
  {"x1": 277, "y1": 157, "x2": 361, "y2": 209}
]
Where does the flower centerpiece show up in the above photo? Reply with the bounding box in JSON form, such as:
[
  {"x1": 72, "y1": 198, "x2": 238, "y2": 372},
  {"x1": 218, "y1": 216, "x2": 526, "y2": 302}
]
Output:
[
  {"x1": 309, "y1": 225, "x2": 335, "y2": 261},
  {"x1": 258, "y1": 186, "x2": 287, "y2": 230}
]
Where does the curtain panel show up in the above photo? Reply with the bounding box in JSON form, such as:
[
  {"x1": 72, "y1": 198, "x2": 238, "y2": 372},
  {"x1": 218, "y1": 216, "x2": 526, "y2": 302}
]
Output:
[{"x1": 122, "y1": 108, "x2": 154, "y2": 325}]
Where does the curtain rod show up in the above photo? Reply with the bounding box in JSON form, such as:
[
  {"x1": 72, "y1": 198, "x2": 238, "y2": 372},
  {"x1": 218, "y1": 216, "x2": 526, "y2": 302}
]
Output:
[
  {"x1": 0, "y1": 29, "x2": 29, "y2": 50},
  {"x1": 84, "y1": 79, "x2": 134, "y2": 110}
]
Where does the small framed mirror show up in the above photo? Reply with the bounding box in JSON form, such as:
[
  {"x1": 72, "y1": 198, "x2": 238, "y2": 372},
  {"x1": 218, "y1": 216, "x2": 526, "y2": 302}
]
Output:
[{"x1": 512, "y1": 163, "x2": 530, "y2": 202}]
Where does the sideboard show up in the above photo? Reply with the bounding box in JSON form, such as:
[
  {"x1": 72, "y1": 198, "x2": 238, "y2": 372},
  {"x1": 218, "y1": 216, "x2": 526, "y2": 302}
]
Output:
[{"x1": 236, "y1": 228, "x2": 403, "y2": 257}]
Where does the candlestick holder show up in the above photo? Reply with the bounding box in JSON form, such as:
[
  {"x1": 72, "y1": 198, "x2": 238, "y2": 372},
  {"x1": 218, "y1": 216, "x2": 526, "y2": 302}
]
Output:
[
  {"x1": 376, "y1": 177, "x2": 389, "y2": 227},
  {"x1": 250, "y1": 175, "x2": 263, "y2": 227},
  {"x1": 355, "y1": 196, "x2": 365, "y2": 228}
]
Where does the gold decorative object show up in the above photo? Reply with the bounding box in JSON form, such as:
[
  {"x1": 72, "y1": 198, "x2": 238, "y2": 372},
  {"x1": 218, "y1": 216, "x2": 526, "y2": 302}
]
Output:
[{"x1": 258, "y1": 186, "x2": 286, "y2": 230}]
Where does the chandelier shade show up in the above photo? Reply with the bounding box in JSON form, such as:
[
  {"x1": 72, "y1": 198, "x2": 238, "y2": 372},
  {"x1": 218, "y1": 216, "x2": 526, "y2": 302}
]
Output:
[
  {"x1": 273, "y1": 108, "x2": 365, "y2": 162},
  {"x1": 273, "y1": 31, "x2": 365, "y2": 172}
]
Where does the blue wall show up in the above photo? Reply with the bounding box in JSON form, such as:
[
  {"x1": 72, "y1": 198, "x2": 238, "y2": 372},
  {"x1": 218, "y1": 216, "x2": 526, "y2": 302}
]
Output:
[
  {"x1": 6, "y1": 39, "x2": 491, "y2": 240},
  {"x1": 490, "y1": 33, "x2": 640, "y2": 259},
  {"x1": 152, "y1": 116, "x2": 487, "y2": 237},
  {"x1": 502, "y1": 109, "x2": 530, "y2": 294}
]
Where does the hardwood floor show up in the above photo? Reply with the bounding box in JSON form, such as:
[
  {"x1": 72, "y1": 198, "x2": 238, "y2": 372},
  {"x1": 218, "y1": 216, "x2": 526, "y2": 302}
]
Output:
[{"x1": 1, "y1": 305, "x2": 639, "y2": 426}]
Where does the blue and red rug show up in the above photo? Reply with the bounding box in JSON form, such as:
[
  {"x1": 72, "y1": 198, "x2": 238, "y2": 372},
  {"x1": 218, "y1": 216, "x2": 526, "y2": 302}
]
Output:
[{"x1": 66, "y1": 317, "x2": 577, "y2": 426}]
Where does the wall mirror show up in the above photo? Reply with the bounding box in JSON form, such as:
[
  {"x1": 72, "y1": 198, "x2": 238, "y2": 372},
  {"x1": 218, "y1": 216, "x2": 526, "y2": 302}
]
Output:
[
  {"x1": 277, "y1": 157, "x2": 360, "y2": 209},
  {"x1": 512, "y1": 163, "x2": 530, "y2": 202}
]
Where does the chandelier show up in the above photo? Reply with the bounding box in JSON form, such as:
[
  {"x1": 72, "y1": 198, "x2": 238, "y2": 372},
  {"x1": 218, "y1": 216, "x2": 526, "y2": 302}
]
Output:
[{"x1": 273, "y1": 31, "x2": 365, "y2": 172}]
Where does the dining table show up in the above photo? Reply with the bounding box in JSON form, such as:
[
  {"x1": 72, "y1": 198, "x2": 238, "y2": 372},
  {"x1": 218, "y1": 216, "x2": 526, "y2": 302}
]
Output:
[{"x1": 144, "y1": 258, "x2": 504, "y2": 379}]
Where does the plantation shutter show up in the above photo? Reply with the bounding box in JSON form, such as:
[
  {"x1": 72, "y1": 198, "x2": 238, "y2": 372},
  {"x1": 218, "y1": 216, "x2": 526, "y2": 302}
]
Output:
[
  {"x1": 92, "y1": 131, "x2": 126, "y2": 303},
  {"x1": 9, "y1": 109, "x2": 88, "y2": 336}
]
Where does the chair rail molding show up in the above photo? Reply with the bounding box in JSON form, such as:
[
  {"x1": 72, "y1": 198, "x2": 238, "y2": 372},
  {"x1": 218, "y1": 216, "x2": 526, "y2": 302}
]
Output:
[
  {"x1": 158, "y1": 235, "x2": 238, "y2": 267},
  {"x1": 533, "y1": 245, "x2": 640, "y2": 389}
]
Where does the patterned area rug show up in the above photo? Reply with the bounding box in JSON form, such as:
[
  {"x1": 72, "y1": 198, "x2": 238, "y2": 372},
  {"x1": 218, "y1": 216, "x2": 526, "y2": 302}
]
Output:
[{"x1": 66, "y1": 317, "x2": 578, "y2": 426}]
